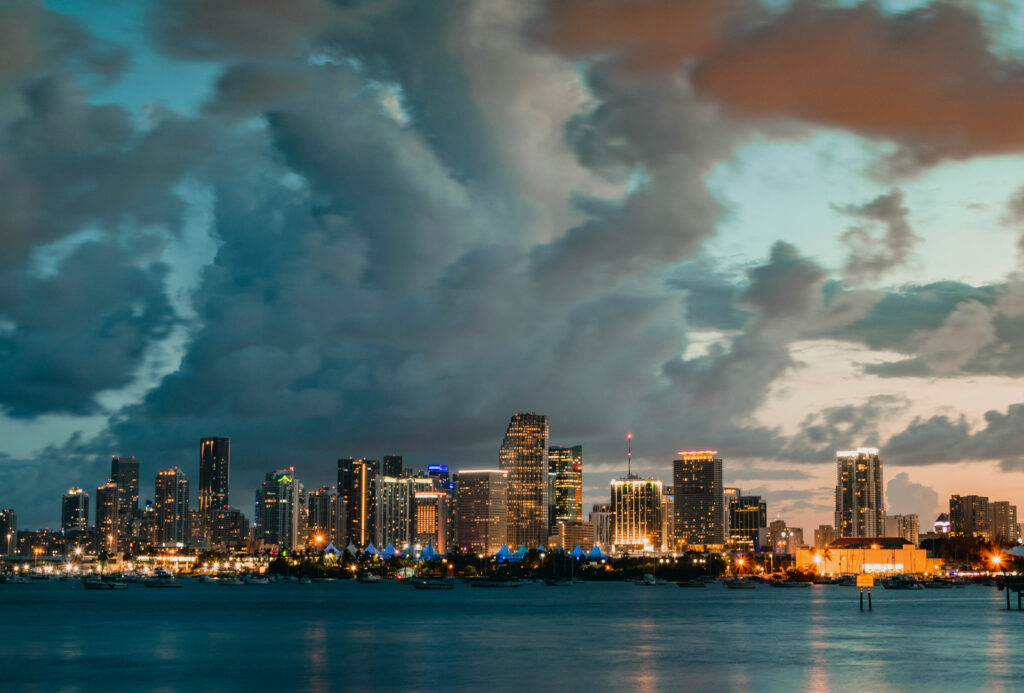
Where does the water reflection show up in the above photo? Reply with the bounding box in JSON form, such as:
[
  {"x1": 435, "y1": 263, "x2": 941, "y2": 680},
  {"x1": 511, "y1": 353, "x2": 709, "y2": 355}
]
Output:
[
  {"x1": 629, "y1": 619, "x2": 659, "y2": 693},
  {"x1": 304, "y1": 619, "x2": 327, "y2": 693},
  {"x1": 806, "y1": 591, "x2": 830, "y2": 693}
]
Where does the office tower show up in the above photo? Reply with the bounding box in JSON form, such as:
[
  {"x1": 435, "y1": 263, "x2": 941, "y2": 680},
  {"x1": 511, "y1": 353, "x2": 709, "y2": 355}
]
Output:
[
  {"x1": 988, "y1": 501, "x2": 1019, "y2": 543},
  {"x1": 375, "y1": 476, "x2": 413, "y2": 548},
  {"x1": 62, "y1": 487, "x2": 89, "y2": 532},
  {"x1": 589, "y1": 503, "x2": 613, "y2": 549},
  {"x1": 884, "y1": 514, "x2": 920, "y2": 545},
  {"x1": 111, "y1": 456, "x2": 140, "y2": 516},
  {"x1": 661, "y1": 486, "x2": 674, "y2": 552},
  {"x1": 455, "y1": 470, "x2": 507, "y2": 554},
  {"x1": 610, "y1": 477, "x2": 663, "y2": 552},
  {"x1": 412, "y1": 478, "x2": 449, "y2": 553},
  {"x1": 338, "y1": 457, "x2": 379, "y2": 547},
  {"x1": 0, "y1": 509, "x2": 16, "y2": 554},
  {"x1": 814, "y1": 524, "x2": 837, "y2": 549},
  {"x1": 307, "y1": 486, "x2": 335, "y2": 545},
  {"x1": 499, "y1": 413, "x2": 550, "y2": 547},
  {"x1": 549, "y1": 445, "x2": 583, "y2": 524},
  {"x1": 199, "y1": 437, "x2": 230, "y2": 537},
  {"x1": 255, "y1": 469, "x2": 300, "y2": 552},
  {"x1": 95, "y1": 481, "x2": 119, "y2": 552},
  {"x1": 428, "y1": 464, "x2": 451, "y2": 488},
  {"x1": 382, "y1": 455, "x2": 404, "y2": 478},
  {"x1": 949, "y1": 494, "x2": 990, "y2": 539},
  {"x1": 723, "y1": 487, "x2": 741, "y2": 539},
  {"x1": 212, "y1": 508, "x2": 249, "y2": 549},
  {"x1": 729, "y1": 495, "x2": 767, "y2": 549},
  {"x1": 835, "y1": 448, "x2": 884, "y2": 538},
  {"x1": 154, "y1": 468, "x2": 189, "y2": 545},
  {"x1": 551, "y1": 521, "x2": 595, "y2": 551},
  {"x1": 673, "y1": 450, "x2": 724, "y2": 548}
]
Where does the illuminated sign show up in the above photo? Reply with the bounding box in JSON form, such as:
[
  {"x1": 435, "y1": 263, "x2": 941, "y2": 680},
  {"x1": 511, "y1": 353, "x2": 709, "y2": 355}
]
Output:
[{"x1": 428, "y1": 465, "x2": 448, "y2": 473}]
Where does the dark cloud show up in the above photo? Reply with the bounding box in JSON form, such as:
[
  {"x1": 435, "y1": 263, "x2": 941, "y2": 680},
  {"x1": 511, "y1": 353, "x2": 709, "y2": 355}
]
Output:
[
  {"x1": 886, "y1": 472, "x2": 939, "y2": 523},
  {"x1": 784, "y1": 395, "x2": 909, "y2": 463},
  {"x1": 883, "y1": 403, "x2": 1024, "y2": 469},
  {"x1": 836, "y1": 189, "x2": 920, "y2": 284}
]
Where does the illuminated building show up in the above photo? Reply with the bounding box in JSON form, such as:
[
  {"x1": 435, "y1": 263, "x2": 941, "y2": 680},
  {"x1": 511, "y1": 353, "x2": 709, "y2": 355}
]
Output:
[
  {"x1": 673, "y1": 450, "x2": 724, "y2": 548},
  {"x1": 307, "y1": 485, "x2": 335, "y2": 545},
  {"x1": 255, "y1": 469, "x2": 300, "y2": 552},
  {"x1": 549, "y1": 445, "x2": 583, "y2": 524},
  {"x1": 933, "y1": 513, "x2": 950, "y2": 534},
  {"x1": 154, "y1": 468, "x2": 189, "y2": 545},
  {"x1": 661, "y1": 486, "x2": 674, "y2": 552},
  {"x1": 796, "y1": 537, "x2": 941, "y2": 575},
  {"x1": 723, "y1": 487, "x2": 740, "y2": 539},
  {"x1": 550, "y1": 521, "x2": 595, "y2": 551},
  {"x1": 610, "y1": 477, "x2": 663, "y2": 553},
  {"x1": 455, "y1": 470, "x2": 507, "y2": 554},
  {"x1": 61, "y1": 487, "x2": 89, "y2": 532},
  {"x1": 212, "y1": 508, "x2": 249, "y2": 549},
  {"x1": 375, "y1": 476, "x2": 413, "y2": 548},
  {"x1": 814, "y1": 524, "x2": 837, "y2": 549},
  {"x1": 0, "y1": 509, "x2": 17, "y2": 555},
  {"x1": 383, "y1": 455, "x2": 404, "y2": 478},
  {"x1": 768, "y1": 519, "x2": 788, "y2": 555},
  {"x1": 988, "y1": 501, "x2": 1019, "y2": 543},
  {"x1": 589, "y1": 503, "x2": 613, "y2": 549},
  {"x1": 95, "y1": 481, "x2": 119, "y2": 553},
  {"x1": 199, "y1": 437, "x2": 231, "y2": 538},
  {"x1": 950, "y1": 494, "x2": 989, "y2": 539},
  {"x1": 338, "y1": 457, "x2": 379, "y2": 547},
  {"x1": 499, "y1": 413, "x2": 550, "y2": 547},
  {"x1": 111, "y1": 456, "x2": 139, "y2": 549},
  {"x1": 884, "y1": 514, "x2": 920, "y2": 545},
  {"x1": 728, "y1": 495, "x2": 766, "y2": 550},
  {"x1": 427, "y1": 464, "x2": 451, "y2": 488},
  {"x1": 835, "y1": 448, "x2": 884, "y2": 538},
  {"x1": 413, "y1": 484, "x2": 449, "y2": 554}
]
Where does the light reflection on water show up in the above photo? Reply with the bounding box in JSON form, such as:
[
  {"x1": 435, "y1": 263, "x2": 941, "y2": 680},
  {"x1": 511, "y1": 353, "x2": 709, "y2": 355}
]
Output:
[{"x1": 0, "y1": 580, "x2": 1020, "y2": 692}]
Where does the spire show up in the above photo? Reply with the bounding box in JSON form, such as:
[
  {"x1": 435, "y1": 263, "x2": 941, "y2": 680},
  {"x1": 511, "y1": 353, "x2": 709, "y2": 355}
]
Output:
[{"x1": 627, "y1": 432, "x2": 635, "y2": 479}]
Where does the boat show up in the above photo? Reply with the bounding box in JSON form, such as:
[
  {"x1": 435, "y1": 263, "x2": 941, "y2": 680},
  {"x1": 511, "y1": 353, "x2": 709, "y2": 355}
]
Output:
[
  {"x1": 470, "y1": 577, "x2": 523, "y2": 588},
  {"x1": 197, "y1": 574, "x2": 216, "y2": 583},
  {"x1": 299, "y1": 576, "x2": 312, "y2": 585},
  {"x1": 414, "y1": 577, "x2": 455, "y2": 590},
  {"x1": 5, "y1": 574, "x2": 30, "y2": 584},
  {"x1": 725, "y1": 579, "x2": 756, "y2": 589},
  {"x1": 357, "y1": 572, "x2": 382, "y2": 584},
  {"x1": 83, "y1": 577, "x2": 126, "y2": 590},
  {"x1": 635, "y1": 573, "x2": 659, "y2": 586},
  {"x1": 243, "y1": 573, "x2": 270, "y2": 585},
  {"x1": 924, "y1": 580, "x2": 954, "y2": 589},
  {"x1": 838, "y1": 575, "x2": 858, "y2": 586},
  {"x1": 882, "y1": 575, "x2": 923, "y2": 590},
  {"x1": 27, "y1": 572, "x2": 50, "y2": 581},
  {"x1": 219, "y1": 576, "x2": 244, "y2": 586},
  {"x1": 544, "y1": 578, "x2": 573, "y2": 587},
  {"x1": 144, "y1": 573, "x2": 183, "y2": 588},
  {"x1": 676, "y1": 579, "x2": 706, "y2": 588},
  {"x1": 771, "y1": 581, "x2": 811, "y2": 588}
]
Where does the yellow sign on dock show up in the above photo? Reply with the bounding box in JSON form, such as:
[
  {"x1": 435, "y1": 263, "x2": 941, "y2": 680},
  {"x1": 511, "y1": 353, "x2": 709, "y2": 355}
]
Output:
[{"x1": 856, "y1": 574, "x2": 874, "y2": 588}]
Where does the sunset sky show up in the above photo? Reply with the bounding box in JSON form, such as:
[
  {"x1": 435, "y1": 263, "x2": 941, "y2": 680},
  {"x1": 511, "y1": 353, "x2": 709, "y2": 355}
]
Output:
[{"x1": 4, "y1": 0, "x2": 1024, "y2": 532}]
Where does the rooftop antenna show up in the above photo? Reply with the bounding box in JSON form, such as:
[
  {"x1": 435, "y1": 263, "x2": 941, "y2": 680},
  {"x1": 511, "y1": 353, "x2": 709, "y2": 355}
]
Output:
[{"x1": 627, "y1": 432, "x2": 633, "y2": 478}]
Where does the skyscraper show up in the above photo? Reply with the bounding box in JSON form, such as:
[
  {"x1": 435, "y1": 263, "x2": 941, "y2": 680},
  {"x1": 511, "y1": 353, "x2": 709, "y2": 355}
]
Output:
[
  {"x1": 455, "y1": 470, "x2": 507, "y2": 554},
  {"x1": 338, "y1": 458, "x2": 379, "y2": 547},
  {"x1": 610, "y1": 477, "x2": 663, "y2": 552},
  {"x1": 95, "y1": 481, "x2": 119, "y2": 553},
  {"x1": 61, "y1": 487, "x2": 89, "y2": 532},
  {"x1": 673, "y1": 450, "x2": 724, "y2": 548},
  {"x1": 950, "y1": 494, "x2": 989, "y2": 539},
  {"x1": 835, "y1": 448, "x2": 884, "y2": 538},
  {"x1": 549, "y1": 445, "x2": 583, "y2": 524},
  {"x1": 255, "y1": 469, "x2": 300, "y2": 552},
  {"x1": 728, "y1": 495, "x2": 767, "y2": 549},
  {"x1": 989, "y1": 501, "x2": 1019, "y2": 543},
  {"x1": 110, "y1": 456, "x2": 139, "y2": 550},
  {"x1": 212, "y1": 508, "x2": 249, "y2": 550},
  {"x1": 375, "y1": 476, "x2": 413, "y2": 548},
  {"x1": 499, "y1": 413, "x2": 549, "y2": 547},
  {"x1": 199, "y1": 437, "x2": 231, "y2": 537},
  {"x1": 884, "y1": 514, "x2": 920, "y2": 545},
  {"x1": 382, "y1": 455, "x2": 404, "y2": 478},
  {"x1": 0, "y1": 509, "x2": 17, "y2": 555},
  {"x1": 307, "y1": 485, "x2": 335, "y2": 546},
  {"x1": 154, "y1": 468, "x2": 189, "y2": 545},
  {"x1": 412, "y1": 478, "x2": 449, "y2": 553},
  {"x1": 723, "y1": 486, "x2": 741, "y2": 539}
]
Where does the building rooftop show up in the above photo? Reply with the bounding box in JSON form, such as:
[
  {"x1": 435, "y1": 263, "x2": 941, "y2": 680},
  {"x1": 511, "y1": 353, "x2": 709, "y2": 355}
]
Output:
[{"x1": 827, "y1": 537, "x2": 914, "y2": 549}]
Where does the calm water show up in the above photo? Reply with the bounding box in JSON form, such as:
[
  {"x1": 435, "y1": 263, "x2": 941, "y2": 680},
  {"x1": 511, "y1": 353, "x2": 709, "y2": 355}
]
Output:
[{"x1": 0, "y1": 579, "x2": 1020, "y2": 692}]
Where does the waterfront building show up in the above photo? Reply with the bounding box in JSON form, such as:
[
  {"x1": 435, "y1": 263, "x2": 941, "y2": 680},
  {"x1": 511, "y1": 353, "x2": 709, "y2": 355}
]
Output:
[
  {"x1": 728, "y1": 495, "x2": 767, "y2": 550},
  {"x1": 950, "y1": 494, "x2": 990, "y2": 539},
  {"x1": 375, "y1": 476, "x2": 414, "y2": 548},
  {"x1": 199, "y1": 437, "x2": 231, "y2": 538},
  {"x1": 455, "y1": 470, "x2": 507, "y2": 554},
  {"x1": 61, "y1": 487, "x2": 89, "y2": 532},
  {"x1": 814, "y1": 524, "x2": 837, "y2": 549},
  {"x1": 307, "y1": 486, "x2": 334, "y2": 545},
  {"x1": 0, "y1": 509, "x2": 16, "y2": 554},
  {"x1": 610, "y1": 477, "x2": 663, "y2": 552},
  {"x1": 884, "y1": 514, "x2": 920, "y2": 545},
  {"x1": 212, "y1": 508, "x2": 249, "y2": 549},
  {"x1": 255, "y1": 469, "x2": 300, "y2": 552},
  {"x1": 589, "y1": 503, "x2": 613, "y2": 549},
  {"x1": 550, "y1": 521, "x2": 595, "y2": 551},
  {"x1": 338, "y1": 457, "x2": 379, "y2": 547},
  {"x1": 95, "y1": 481, "x2": 119, "y2": 553},
  {"x1": 673, "y1": 450, "x2": 724, "y2": 548},
  {"x1": 797, "y1": 537, "x2": 941, "y2": 575},
  {"x1": 549, "y1": 445, "x2": 583, "y2": 524},
  {"x1": 723, "y1": 487, "x2": 741, "y2": 539},
  {"x1": 154, "y1": 468, "x2": 189, "y2": 545},
  {"x1": 835, "y1": 448, "x2": 884, "y2": 538},
  {"x1": 383, "y1": 455, "x2": 404, "y2": 478},
  {"x1": 412, "y1": 487, "x2": 449, "y2": 553},
  {"x1": 988, "y1": 501, "x2": 1019, "y2": 543},
  {"x1": 499, "y1": 413, "x2": 550, "y2": 547}
]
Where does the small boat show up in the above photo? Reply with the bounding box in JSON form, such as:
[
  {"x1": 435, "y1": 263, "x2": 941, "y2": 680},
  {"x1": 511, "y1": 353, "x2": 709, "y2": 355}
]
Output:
[
  {"x1": 676, "y1": 579, "x2": 706, "y2": 588},
  {"x1": 27, "y1": 572, "x2": 50, "y2": 581},
  {"x1": 219, "y1": 576, "x2": 244, "y2": 586},
  {"x1": 414, "y1": 577, "x2": 455, "y2": 590},
  {"x1": 471, "y1": 577, "x2": 523, "y2": 588},
  {"x1": 299, "y1": 576, "x2": 312, "y2": 585},
  {"x1": 725, "y1": 579, "x2": 756, "y2": 589},
  {"x1": 83, "y1": 577, "x2": 117, "y2": 590},
  {"x1": 838, "y1": 576, "x2": 858, "y2": 586},
  {"x1": 544, "y1": 578, "x2": 573, "y2": 587},
  {"x1": 635, "y1": 573, "x2": 658, "y2": 586},
  {"x1": 3, "y1": 574, "x2": 30, "y2": 584},
  {"x1": 244, "y1": 573, "x2": 270, "y2": 585},
  {"x1": 357, "y1": 573, "x2": 382, "y2": 583},
  {"x1": 197, "y1": 574, "x2": 216, "y2": 584},
  {"x1": 924, "y1": 581, "x2": 953, "y2": 589},
  {"x1": 771, "y1": 581, "x2": 811, "y2": 588},
  {"x1": 882, "y1": 575, "x2": 923, "y2": 590},
  {"x1": 144, "y1": 574, "x2": 183, "y2": 588}
]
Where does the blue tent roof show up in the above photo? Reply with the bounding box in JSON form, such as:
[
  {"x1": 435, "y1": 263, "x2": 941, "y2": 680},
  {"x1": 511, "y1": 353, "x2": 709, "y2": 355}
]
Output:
[
  {"x1": 536, "y1": 544, "x2": 547, "y2": 553},
  {"x1": 515, "y1": 544, "x2": 529, "y2": 556},
  {"x1": 569, "y1": 545, "x2": 585, "y2": 558},
  {"x1": 362, "y1": 543, "x2": 380, "y2": 556},
  {"x1": 381, "y1": 544, "x2": 399, "y2": 559},
  {"x1": 421, "y1": 543, "x2": 440, "y2": 560},
  {"x1": 586, "y1": 545, "x2": 609, "y2": 560},
  {"x1": 494, "y1": 544, "x2": 513, "y2": 560},
  {"x1": 346, "y1": 541, "x2": 359, "y2": 556}
]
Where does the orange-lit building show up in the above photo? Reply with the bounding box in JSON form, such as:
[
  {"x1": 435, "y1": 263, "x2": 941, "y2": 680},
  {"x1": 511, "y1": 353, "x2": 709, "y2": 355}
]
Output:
[{"x1": 796, "y1": 537, "x2": 942, "y2": 575}]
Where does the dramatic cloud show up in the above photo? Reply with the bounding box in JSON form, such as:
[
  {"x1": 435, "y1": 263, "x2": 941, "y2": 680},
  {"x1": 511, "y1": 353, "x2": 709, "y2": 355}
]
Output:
[
  {"x1": 884, "y1": 402, "x2": 1024, "y2": 470},
  {"x1": 837, "y1": 189, "x2": 920, "y2": 284},
  {"x1": 886, "y1": 472, "x2": 940, "y2": 524}
]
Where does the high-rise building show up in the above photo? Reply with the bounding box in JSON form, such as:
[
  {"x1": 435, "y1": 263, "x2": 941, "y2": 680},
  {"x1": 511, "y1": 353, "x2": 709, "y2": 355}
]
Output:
[
  {"x1": 814, "y1": 524, "x2": 837, "y2": 549},
  {"x1": 455, "y1": 470, "x2": 507, "y2": 554},
  {"x1": 212, "y1": 508, "x2": 249, "y2": 549},
  {"x1": 255, "y1": 469, "x2": 300, "y2": 552},
  {"x1": 412, "y1": 480, "x2": 449, "y2": 553},
  {"x1": 338, "y1": 458, "x2": 379, "y2": 547},
  {"x1": 884, "y1": 514, "x2": 920, "y2": 545},
  {"x1": 307, "y1": 486, "x2": 335, "y2": 546},
  {"x1": 549, "y1": 445, "x2": 583, "y2": 524},
  {"x1": 154, "y1": 468, "x2": 189, "y2": 545},
  {"x1": 62, "y1": 487, "x2": 89, "y2": 532},
  {"x1": 728, "y1": 495, "x2": 767, "y2": 549},
  {"x1": 199, "y1": 437, "x2": 231, "y2": 538},
  {"x1": 589, "y1": 503, "x2": 613, "y2": 549},
  {"x1": 835, "y1": 448, "x2": 884, "y2": 538},
  {"x1": 110, "y1": 456, "x2": 140, "y2": 517},
  {"x1": 551, "y1": 521, "x2": 595, "y2": 551},
  {"x1": 661, "y1": 486, "x2": 674, "y2": 552},
  {"x1": 499, "y1": 413, "x2": 549, "y2": 547},
  {"x1": 673, "y1": 450, "x2": 724, "y2": 548},
  {"x1": 95, "y1": 481, "x2": 119, "y2": 553},
  {"x1": 723, "y1": 487, "x2": 741, "y2": 540},
  {"x1": 0, "y1": 509, "x2": 17, "y2": 555},
  {"x1": 383, "y1": 455, "x2": 404, "y2": 478},
  {"x1": 950, "y1": 494, "x2": 989, "y2": 539},
  {"x1": 769, "y1": 519, "x2": 788, "y2": 555},
  {"x1": 610, "y1": 477, "x2": 663, "y2": 552},
  {"x1": 375, "y1": 476, "x2": 413, "y2": 548},
  {"x1": 988, "y1": 501, "x2": 1019, "y2": 543}
]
